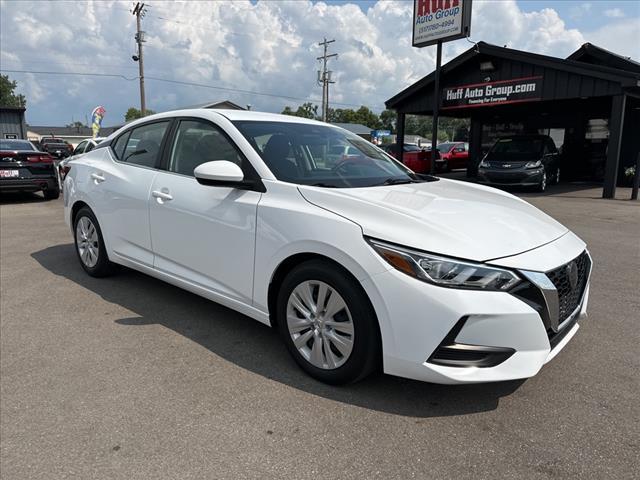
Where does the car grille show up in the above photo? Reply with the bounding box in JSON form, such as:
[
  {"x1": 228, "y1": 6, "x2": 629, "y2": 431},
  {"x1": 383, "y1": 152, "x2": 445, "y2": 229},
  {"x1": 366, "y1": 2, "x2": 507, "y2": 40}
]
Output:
[{"x1": 546, "y1": 251, "x2": 591, "y2": 323}]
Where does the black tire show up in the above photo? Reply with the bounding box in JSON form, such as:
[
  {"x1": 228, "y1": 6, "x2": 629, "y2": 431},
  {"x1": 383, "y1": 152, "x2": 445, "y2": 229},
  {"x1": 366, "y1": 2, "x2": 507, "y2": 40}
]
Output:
[
  {"x1": 43, "y1": 186, "x2": 60, "y2": 200},
  {"x1": 276, "y1": 260, "x2": 381, "y2": 385},
  {"x1": 73, "y1": 206, "x2": 118, "y2": 277}
]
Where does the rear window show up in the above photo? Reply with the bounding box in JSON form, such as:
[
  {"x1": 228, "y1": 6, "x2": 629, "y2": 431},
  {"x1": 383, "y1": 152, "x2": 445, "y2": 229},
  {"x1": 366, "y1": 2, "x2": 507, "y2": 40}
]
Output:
[{"x1": 0, "y1": 140, "x2": 35, "y2": 150}]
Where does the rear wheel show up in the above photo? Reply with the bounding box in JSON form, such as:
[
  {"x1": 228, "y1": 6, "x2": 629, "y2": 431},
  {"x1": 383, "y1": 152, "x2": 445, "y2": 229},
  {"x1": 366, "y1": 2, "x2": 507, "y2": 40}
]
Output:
[
  {"x1": 276, "y1": 260, "x2": 380, "y2": 384},
  {"x1": 43, "y1": 186, "x2": 60, "y2": 200},
  {"x1": 73, "y1": 207, "x2": 117, "y2": 277}
]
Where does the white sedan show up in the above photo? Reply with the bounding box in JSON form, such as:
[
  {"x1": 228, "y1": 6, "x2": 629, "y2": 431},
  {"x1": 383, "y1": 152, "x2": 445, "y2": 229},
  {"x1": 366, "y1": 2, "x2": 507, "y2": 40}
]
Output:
[{"x1": 63, "y1": 109, "x2": 592, "y2": 384}]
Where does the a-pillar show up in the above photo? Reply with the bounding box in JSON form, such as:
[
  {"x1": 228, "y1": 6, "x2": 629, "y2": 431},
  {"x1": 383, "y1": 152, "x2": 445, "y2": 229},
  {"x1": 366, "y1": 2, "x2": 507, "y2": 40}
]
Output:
[{"x1": 396, "y1": 112, "x2": 406, "y2": 165}]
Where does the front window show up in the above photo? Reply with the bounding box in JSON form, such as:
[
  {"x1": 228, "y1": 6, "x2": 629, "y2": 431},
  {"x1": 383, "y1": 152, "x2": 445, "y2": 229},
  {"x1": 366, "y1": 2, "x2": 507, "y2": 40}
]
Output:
[
  {"x1": 168, "y1": 119, "x2": 244, "y2": 176},
  {"x1": 233, "y1": 121, "x2": 421, "y2": 188}
]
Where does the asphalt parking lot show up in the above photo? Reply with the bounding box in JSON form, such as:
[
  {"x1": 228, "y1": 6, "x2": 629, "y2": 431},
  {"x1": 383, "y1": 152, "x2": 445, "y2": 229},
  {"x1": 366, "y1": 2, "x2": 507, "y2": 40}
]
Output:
[{"x1": 1, "y1": 184, "x2": 639, "y2": 479}]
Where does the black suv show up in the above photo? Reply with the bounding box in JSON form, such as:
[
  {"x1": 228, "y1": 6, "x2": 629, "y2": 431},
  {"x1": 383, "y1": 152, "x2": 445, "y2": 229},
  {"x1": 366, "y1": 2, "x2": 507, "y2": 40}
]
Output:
[{"x1": 477, "y1": 135, "x2": 561, "y2": 192}]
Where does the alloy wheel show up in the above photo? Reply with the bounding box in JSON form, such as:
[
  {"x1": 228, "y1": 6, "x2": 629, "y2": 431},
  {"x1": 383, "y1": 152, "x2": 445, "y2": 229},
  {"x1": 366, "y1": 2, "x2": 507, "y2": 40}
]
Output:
[
  {"x1": 76, "y1": 216, "x2": 99, "y2": 268},
  {"x1": 540, "y1": 171, "x2": 547, "y2": 191},
  {"x1": 286, "y1": 280, "x2": 354, "y2": 370}
]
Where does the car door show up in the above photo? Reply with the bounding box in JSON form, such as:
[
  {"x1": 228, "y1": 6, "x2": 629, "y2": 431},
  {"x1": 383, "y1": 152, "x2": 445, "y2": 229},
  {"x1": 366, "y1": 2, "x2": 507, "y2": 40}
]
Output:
[
  {"x1": 90, "y1": 120, "x2": 171, "y2": 267},
  {"x1": 451, "y1": 143, "x2": 468, "y2": 169},
  {"x1": 148, "y1": 118, "x2": 262, "y2": 304}
]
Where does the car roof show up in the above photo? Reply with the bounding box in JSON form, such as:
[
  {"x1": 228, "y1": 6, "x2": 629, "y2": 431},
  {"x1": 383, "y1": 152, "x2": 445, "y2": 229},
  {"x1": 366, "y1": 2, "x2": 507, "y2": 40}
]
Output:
[{"x1": 126, "y1": 108, "x2": 333, "y2": 127}]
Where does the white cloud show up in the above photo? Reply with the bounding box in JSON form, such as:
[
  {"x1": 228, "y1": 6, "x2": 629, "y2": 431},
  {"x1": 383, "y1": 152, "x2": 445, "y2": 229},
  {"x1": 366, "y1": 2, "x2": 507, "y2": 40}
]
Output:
[
  {"x1": 0, "y1": 0, "x2": 638, "y2": 125},
  {"x1": 584, "y1": 18, "x2": 640, "y2": 59},
  {"x1": 604, "y1": 8, "x2": 625, "y2": 18},
  {"x1": 570, "y1": 2, "x2": 591, "y2": 20}
]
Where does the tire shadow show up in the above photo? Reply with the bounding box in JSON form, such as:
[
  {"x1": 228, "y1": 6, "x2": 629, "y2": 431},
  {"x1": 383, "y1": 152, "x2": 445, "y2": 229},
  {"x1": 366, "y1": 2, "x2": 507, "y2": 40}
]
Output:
[{"x1": 32, "y1": 243, "x2": 525, "y2": 418}]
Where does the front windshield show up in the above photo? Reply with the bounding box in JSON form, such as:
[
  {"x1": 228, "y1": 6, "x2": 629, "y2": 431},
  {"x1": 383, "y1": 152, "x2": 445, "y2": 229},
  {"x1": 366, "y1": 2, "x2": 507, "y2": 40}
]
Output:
[
  {"x1": 233, "y1": 121, "x2": 423, "y2": 188},
  {"x1": 403, "y1": 144, "x2": 421, "y2": 152},
  {"x1": 487, "y1": 138, "x2": 543, "y2": 161},
  {"x1": 436, "y1": 143, "x2": 455, "y2": 152}
]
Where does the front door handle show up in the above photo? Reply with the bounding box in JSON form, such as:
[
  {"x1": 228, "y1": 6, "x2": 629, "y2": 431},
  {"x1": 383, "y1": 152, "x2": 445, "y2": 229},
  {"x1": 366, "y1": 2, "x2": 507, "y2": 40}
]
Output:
[
  {"x1": 152, "y1": 190, "x2": 173, "y2": 203},
  {"x1": 91, "y1": 172, "x2": 105, "y2": 184}
]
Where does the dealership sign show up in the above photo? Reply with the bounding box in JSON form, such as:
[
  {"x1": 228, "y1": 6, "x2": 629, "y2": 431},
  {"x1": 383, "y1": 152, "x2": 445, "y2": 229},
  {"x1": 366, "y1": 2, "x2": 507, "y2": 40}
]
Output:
[
  {"x1": 441, "y1": 76, "x2": 543, "y2": 110},
  {"x1": 412, "y1": 0, "x2": 472, "y2": 48}
]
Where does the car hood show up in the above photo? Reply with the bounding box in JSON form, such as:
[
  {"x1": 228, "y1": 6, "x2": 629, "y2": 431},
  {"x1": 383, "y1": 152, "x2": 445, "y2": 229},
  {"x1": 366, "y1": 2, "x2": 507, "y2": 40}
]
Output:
[{"x1": 298, "y1": 178, "x2": 568, "y2": 262}]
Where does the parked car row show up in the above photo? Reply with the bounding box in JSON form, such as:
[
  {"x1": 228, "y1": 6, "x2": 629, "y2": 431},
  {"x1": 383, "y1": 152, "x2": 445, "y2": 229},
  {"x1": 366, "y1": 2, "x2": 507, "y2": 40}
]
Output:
[{"x1": 381, "y1": 135, "x2": 561, "y2": 193}]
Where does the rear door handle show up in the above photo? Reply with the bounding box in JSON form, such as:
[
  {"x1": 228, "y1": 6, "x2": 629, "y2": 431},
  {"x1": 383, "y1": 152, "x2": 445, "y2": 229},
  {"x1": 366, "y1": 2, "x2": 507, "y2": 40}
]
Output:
[
  {"x1": 91, "y1": 172, "x2": 105, "y2": 183},
  {"x1": 152, "y1": 190, "x2": 173, "y2": 202}
]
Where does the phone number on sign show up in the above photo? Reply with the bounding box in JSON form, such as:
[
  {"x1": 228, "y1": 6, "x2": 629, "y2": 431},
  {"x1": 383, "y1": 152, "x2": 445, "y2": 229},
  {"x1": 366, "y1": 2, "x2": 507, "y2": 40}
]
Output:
[{"x1": 417, "y1": 19, "x2": 455, "y2": 34}]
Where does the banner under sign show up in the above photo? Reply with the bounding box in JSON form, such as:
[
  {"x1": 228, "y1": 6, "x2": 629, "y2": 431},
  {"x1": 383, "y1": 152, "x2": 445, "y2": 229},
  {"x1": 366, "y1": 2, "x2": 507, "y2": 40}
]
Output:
[{"x1": 441, "y1": 76, "x2": 543, "y2": 110}]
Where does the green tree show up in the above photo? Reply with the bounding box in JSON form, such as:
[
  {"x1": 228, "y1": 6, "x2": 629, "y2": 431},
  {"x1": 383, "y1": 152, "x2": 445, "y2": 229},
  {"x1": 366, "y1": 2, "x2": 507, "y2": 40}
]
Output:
[
  {"x1": 281, "y1": 103, "x2": 319, "y2": 119},
  {"x1": 0, "y1": 74, "x2": 26, "y2": 107},
  {"x1": 379, "y1": 109, "x2": 396, "y2": 132},
  {"x1": 125, "y1": 107, "x2": 156, "y2": 122},
  {"x1": 66, "y1": 121, "x2": 88, "y2": 128}
]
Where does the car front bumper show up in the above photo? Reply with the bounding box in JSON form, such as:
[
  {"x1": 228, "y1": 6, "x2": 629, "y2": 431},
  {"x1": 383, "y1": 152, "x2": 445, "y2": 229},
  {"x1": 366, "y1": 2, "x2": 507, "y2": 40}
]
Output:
[
  {"x1": 361, "y1": 232, "x2": 589, "y2": 384},
  {"x1": 477, "y1": 167, "x2": 544, "y2": 186}
]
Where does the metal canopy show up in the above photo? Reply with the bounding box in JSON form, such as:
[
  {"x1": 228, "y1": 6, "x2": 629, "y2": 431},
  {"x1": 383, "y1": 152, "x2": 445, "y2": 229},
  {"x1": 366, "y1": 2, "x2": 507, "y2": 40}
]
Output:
[{"x1": 386, "y1": 41, "x2": 640, "y2": 114}]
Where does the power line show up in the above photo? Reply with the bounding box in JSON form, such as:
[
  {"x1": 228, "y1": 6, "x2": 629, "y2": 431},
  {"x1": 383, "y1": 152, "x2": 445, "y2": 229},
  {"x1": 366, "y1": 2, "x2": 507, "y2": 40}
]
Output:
[
  {"x1": 0, "y1": 68, "x2": 378, "y2": 108},
  {"x1": 0, "y1": 69, "x2": 139, "y2": 81}
]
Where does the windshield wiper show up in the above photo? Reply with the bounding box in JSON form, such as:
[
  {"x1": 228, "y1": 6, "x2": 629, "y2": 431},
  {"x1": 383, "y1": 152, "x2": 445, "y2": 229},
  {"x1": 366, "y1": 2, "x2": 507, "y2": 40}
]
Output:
[
  {"x1": 310, "y1": 182, "x2": 339, "y2": 188},
  {"x1": 379, "y1": 178, "x2": 421, "y2": 186}
]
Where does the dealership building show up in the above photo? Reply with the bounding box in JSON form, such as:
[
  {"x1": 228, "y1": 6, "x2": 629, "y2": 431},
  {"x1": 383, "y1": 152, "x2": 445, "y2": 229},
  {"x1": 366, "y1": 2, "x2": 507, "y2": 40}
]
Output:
[{"x1": 386, "y1": 42, "x2": 640, "y2": 198}]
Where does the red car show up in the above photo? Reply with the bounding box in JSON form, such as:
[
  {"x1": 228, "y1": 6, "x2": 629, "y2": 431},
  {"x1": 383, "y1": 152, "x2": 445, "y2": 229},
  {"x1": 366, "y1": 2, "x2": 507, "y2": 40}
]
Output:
[
  {"x1": 382, "y1": 143, "x2": 440, "y2": 174},
  {"x1": 436, "y1": 142, "x2": 469, "y2": 171}
]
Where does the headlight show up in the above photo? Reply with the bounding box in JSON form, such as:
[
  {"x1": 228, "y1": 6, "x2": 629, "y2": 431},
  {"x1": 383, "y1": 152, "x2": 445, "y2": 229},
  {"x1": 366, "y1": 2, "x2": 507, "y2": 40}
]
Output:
[
  {"x1": 525, "y1": 160, "x2": 542, "y2": 169},
  {"x1": 367, "y1": 238, "x2": 521, "y2": 291}
]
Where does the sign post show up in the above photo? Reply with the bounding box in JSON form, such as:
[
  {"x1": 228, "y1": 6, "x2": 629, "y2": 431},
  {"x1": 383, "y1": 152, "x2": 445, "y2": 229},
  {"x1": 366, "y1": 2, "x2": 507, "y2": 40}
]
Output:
[{"x1": 412, "y1": 0, "x2": 472, "y2": 174}]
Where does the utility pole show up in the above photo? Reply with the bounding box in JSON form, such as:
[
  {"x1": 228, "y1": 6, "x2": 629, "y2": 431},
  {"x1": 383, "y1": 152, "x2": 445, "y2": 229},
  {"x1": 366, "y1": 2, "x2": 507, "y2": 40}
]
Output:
[
  {"x1": 132, "y1": 2, "x2": 147, "y2": 115},
  {"x1": 317, "y1": 38, "x2": 337, "y2": 122}
]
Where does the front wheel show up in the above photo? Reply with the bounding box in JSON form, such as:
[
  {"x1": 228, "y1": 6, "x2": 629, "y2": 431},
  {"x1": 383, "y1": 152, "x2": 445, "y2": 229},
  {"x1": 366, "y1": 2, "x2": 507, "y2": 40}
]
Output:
[
  {"x1": 537, "y1": 171, "x2": 547, "y2": 192},
  {"x1": 276, "y1": 260, "x2": 380, "y2": 384}
]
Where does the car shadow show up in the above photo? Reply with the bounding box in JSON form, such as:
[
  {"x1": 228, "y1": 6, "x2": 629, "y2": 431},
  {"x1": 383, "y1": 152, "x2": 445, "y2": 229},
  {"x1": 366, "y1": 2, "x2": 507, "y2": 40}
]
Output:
[
  {"x1": 32, "y1": 243, "x2": 525, "y2": 418},
  {"x1": 0, "y1": 191, "x2": 47, "y2": 204}
]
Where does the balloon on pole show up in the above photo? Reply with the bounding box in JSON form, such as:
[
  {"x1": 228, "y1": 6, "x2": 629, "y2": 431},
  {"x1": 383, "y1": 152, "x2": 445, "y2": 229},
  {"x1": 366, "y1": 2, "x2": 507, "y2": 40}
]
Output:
[{"x1": 91, "y1": 106, "x2": 106, "y2": 138}]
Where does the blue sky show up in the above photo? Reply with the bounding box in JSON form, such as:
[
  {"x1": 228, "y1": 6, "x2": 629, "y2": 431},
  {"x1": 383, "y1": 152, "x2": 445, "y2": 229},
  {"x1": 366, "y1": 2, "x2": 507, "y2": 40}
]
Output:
[{"x1": 1, "y1": 0, "x2": 639, "y2": 126}]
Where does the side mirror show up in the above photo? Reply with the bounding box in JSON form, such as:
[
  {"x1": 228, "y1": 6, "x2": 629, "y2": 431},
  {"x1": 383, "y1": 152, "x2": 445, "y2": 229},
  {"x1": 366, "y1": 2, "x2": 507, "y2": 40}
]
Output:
[{"x1": 194, "y1": 160, "x2": 244, "y2": 187}]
